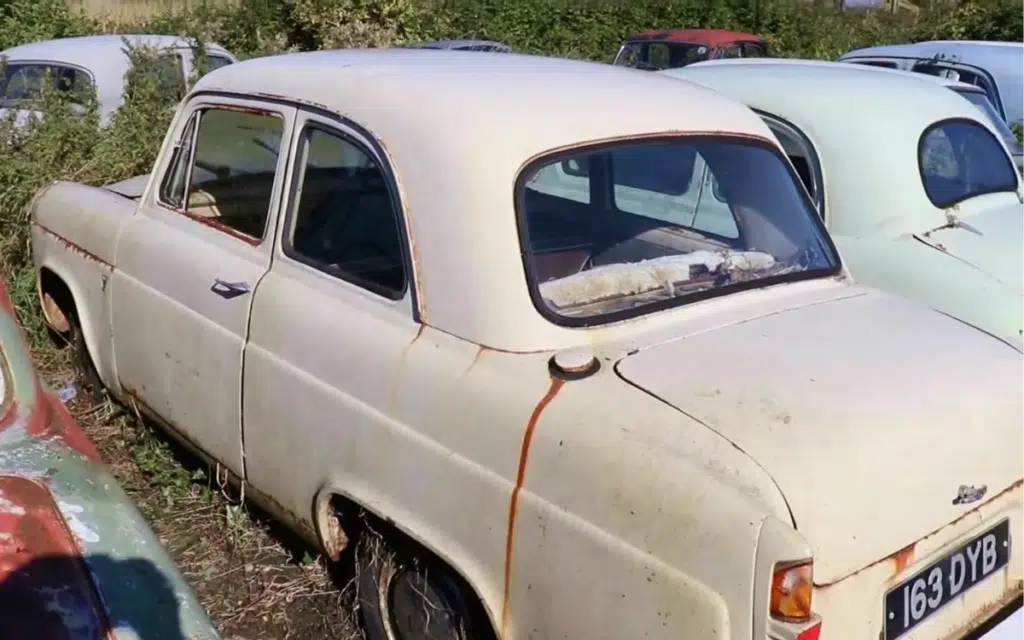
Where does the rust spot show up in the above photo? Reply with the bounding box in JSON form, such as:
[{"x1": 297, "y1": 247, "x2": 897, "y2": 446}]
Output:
[
  {"x1": 34, "y1": 223, "x2": 112, "y2": 268},
  {"x1": 387, "y1": 324, "x2": 428, "y2": 414},
  {"x1": 171, "y1": 207, "x2": 262, "y2": 247},
  {"x1": 41, "y1": 292, "x2": 69, "y2": 334},
  {"x1": 323, "y1": 512, "x2": 349, "y2": 562},
  {"x1": 500, "y1": 376, "x2": 565, "y2": 638},
  {"x1": 889, "y1": 543, "x2": 915, "y2": 577},
  {"x1": 253, "y1": 92, "x2": 335, "y2": 114},
  {"x1": 817, "y1": 477, "x2": 1024, "y2": 588}
]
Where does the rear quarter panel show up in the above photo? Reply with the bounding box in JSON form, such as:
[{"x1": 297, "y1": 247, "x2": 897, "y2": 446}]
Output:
[
  {"x1": 30, "y1": 180, "x2": 138, "y2": 389},
  {"x1": 834, "y1": 235, "x2": 1023, "y2": 350}
]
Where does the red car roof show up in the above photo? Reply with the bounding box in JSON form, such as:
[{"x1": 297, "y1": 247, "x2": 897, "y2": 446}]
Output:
[{"x1": 625, "y1": 28, "x2": 765, "y2": 47}]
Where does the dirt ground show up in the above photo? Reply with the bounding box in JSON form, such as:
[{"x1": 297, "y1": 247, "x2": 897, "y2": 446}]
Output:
[{"x1": 41, "y1": 357, "x2": 364, "y2": 640}]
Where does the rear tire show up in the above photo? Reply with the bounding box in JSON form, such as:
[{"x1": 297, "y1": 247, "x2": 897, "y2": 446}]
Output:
[{"x1": 356, "y1": 531, "x2": 493, "y2": 640}]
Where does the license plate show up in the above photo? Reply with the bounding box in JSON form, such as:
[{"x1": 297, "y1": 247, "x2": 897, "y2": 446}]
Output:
[{"x1": 884, "y1": 519, "x2": 1011, "y2": 639}]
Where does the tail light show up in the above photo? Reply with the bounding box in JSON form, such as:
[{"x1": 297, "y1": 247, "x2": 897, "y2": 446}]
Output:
[{"x1": 771, "y1": 560, "x2": 813, "y2": 621}]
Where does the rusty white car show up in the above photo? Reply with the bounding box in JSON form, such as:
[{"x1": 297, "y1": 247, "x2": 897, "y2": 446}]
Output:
[
  {"x1": 0, "y1": 34, "x2": 237, "y2": 126},
  {"x1": 27, "y1": 49, "x2": 1024, "y2": 640}
]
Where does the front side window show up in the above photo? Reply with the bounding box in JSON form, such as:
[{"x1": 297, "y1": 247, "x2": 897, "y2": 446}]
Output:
[
  {"x1": 952, "y1": 88, "x2": 1023, "y2": 155},
  {"x1": 286, "y1": 126, "x2": 407, "y2": 298},
  {"x1": 518, "y1": 137, "x2": 839, "y2": 323},
  {"x1": 154, "y1": 53, "x2": 187, "y2": 100},
  {"x1": 918, "y1": 119, "x2": 1019, "y2": 208},
  {"x1": 742, "y1": 42, "x2": 767, "y2": 58},
  {"x1": 0, "y1": 63, "x2": 93, "y2": 105},
  {"x1": 159, "y1": 106, "x2": 284, "y2": 241}
]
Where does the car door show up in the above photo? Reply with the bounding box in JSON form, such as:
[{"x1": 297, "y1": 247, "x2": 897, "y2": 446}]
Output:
[
  {"x1": 110, "y1": 95, "x2": 296, "y2": 477},
  {"x1": 240, "y1": 109, "x2": 421, "y2": 524}
]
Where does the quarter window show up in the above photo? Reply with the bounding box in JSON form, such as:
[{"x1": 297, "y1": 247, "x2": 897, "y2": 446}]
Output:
[
  {"x1": 159, "y1": 107, "x2": 284, "y2": 241},
  {"x1": 202, "y1": 54, "x2": 234, "y2": 75},
  {"x1": 286, "y1": 126, "x2": 407, "y2": 298},
  {"x1": 918, "y1": 119, "x2": 1019, "y2": 208}
]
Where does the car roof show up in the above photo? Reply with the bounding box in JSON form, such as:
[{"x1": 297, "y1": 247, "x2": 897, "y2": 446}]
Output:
[
  {"x1": 1, "y1": 35, "x2": 234, "y2": 110},
  {"x1": 191, "y1": 49, "x2": 780, "y2": 351},
  {"x1": 662, "y1": 58, "x2": 1005, "y2": 238},
  {"x1": 744, "y1": 57, "x2": 982, "y2": 90},
  {"x1": 838, "y1": 40, "x2": 1023, "y2": 125},
  {"x1": 624, "y1": 28, "x2": 764, "y2": 47},
  {"x1": 1, "y1": 34, "x2": 233, "y2": 67}
]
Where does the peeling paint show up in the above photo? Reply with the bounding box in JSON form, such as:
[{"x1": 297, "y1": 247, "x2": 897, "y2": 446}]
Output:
[
  {"x1": 33, "y1": 222, "x2": 113, "y2": 268},
  {"x1": 57, "y1": 502, "x2": 101, "y2": 544}
]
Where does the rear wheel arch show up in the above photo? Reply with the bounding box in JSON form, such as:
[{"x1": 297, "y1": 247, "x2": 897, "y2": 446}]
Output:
[{"x1": 312, "y1": 488, "x2": 499, "y2": 639}]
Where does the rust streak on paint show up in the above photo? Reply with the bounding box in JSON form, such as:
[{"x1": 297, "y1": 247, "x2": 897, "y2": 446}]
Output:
[
  {"x1": 387, "y1": 324, "x2": 428, "y2": 415},
  {"x1": 34, "y1": 223, "x2": 112, "y2": 268},
  {"x1": 500, "y1": 376, "x2": 565, "y2": 638},
  {"x1": 178, "y1": 210, "x2": 261, "y2": 247},
  {"x1": 459, "y1": 345, "x2": 490, "y2": 378},
  {"x1": 889, "y1": 543, "x2": 915, "y2": 577}
]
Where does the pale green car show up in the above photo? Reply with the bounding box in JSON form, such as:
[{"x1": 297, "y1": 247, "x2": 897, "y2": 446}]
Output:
[{"x1": 661, "y1": 58, "x2": 1024, "y2": 350}]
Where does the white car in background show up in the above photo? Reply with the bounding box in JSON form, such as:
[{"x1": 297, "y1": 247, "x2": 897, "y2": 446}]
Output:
[
  {"x1": 0, "y1": 34, "x2": 237, "y2": 126},
  {"x1": 663, "y1": 58, "x2": 1024, "y2": 352}
]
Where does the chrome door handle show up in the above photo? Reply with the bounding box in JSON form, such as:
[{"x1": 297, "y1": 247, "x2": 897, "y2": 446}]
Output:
[{"x1": 211, "y1": 278, "x2": 251, "y2": 299}]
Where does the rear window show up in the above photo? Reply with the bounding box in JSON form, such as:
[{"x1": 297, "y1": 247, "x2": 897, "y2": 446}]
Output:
[
  {"x1": 518, "y1": 136, "x2": 839, "y2": 324},
  {"x1": 918, "y1": 119, "x2": 1019, "y2": 208}
]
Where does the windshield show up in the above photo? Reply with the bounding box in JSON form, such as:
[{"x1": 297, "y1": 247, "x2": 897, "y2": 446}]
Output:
[
  {"x1": 952, "y1": 88, "x2": 1023, "y2": 155},
  {"x1": 518, "y1": 137, "x2": 839, "y2": 323},
  {"x1": 919, "y1": 120, "x2": 1020, "y2": 208},
  {"x1": 613, "y1": 41, "x2": 711, "y2": 70},
  {"x1": 0, "y1": 63, "x2": 93, "y2": 106}
]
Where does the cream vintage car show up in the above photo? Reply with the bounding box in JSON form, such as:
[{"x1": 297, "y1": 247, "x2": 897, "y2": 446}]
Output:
[{"x1": 28, "y1": 50, "x2": 1024, "y2": 640}]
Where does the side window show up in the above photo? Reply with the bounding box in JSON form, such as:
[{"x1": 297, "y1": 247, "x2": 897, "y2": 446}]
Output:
[
  {"x1": 528, "y1": 158, "x2": 590, "y2": 204},
  {"x1": 0, "y1": 64, "x2": 93, "y2": 103},
  {"x1": 741, "y1": 43, "x2": 766, "y2": 58},
  {"x1": 287, "y1": 126, "x2": 407, "y2": 298},
  {"x1": 718, "y1": 45, "x2": 742, "y2": 59},
  {"x1": 611, "y1": 146, "x2": 739, "y2": 239},
  {"x1": 760, "y1": 115, "x2": 823, "y2": 215},
  {"x1": 159, "y1": 106, "x2": 284, "y2": 241},
  {"x1": 919, "y1": 119, "x2": 1019, "y2": 207},
  {"x1": 202, "y1": 54, "x2": 234, "y2": 75},
  {"x1": 647, "y1": 43, "x2": 671, "y2": 69},
  {"x1": 155, "y1": 53, "x2": 187, "y2": 99},
  {"x1": 613, "y1": 43, "x2": 642, "y2": 67},
  {"x1": 852, "y1": 60, "x2": 899, "y2": 69}
]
